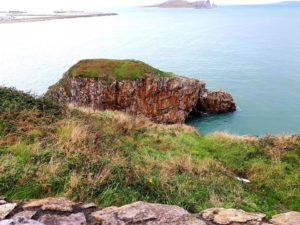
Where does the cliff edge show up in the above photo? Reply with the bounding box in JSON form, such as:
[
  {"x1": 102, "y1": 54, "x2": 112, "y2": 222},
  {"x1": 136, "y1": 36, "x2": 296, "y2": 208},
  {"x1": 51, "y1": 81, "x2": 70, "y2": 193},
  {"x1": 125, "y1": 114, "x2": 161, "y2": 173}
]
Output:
[{"x1": 47, "y1": 59, "x2": 236, "y2": 124}]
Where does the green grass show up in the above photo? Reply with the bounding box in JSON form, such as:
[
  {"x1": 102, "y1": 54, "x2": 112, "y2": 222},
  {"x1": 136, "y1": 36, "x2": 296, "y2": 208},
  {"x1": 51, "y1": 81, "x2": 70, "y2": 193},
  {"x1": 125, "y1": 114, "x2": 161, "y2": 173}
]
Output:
[
  {"x1": 68, "y1": 59, "x2": 174, "y2": 83},
  {"x1": 0, "y1": 87, "x2": 300, "y2": 215}
]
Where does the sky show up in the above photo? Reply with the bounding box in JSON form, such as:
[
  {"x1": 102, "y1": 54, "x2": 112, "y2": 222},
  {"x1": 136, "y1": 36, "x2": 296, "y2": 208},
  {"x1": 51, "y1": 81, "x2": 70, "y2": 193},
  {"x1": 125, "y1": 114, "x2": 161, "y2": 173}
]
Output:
[{"x1": 1, "y1": 0, "x2": 299, "y2": 12}]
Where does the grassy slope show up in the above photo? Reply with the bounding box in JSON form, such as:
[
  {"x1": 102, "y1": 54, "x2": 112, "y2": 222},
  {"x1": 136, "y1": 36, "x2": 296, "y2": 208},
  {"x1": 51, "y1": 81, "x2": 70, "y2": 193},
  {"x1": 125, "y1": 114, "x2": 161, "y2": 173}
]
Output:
[
  {"x1": 68, "y1": 59, "x2": 174, "y2": 83},
  {"x1": 0, "y1": 87, "x2": 300, "y2": 216}
]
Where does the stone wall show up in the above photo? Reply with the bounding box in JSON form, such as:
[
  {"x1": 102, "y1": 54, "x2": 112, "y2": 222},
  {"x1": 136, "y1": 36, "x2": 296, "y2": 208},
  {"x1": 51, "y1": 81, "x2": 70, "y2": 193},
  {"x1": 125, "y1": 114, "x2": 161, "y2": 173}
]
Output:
[{"x1": 1, "y1": 198, "x2": 299, "y2": 225}]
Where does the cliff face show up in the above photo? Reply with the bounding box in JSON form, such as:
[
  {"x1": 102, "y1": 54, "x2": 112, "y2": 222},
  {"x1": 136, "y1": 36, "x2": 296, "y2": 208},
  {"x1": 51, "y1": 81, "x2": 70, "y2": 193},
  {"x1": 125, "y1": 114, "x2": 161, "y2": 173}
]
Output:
[{"x1": 47, "y1": 59, "x2": 236, "y2": 124}]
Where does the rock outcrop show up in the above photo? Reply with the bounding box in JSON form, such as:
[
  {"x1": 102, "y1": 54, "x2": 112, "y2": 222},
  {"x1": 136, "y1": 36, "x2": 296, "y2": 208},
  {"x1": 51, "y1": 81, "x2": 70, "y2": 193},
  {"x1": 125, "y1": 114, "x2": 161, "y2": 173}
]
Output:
[
  {"x1": 0, "y1": 198, "x2": 299, "y2": 225},
  {"x1": 47, "y1": 59, "x2": 236, "y2": 124}
]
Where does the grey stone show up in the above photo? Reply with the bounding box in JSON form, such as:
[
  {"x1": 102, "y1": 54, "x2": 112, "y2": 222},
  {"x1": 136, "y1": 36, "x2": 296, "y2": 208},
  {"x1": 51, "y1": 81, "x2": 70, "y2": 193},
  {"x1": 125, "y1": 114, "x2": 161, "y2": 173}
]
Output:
[
  {"x1": 38, "y1": 212, "x2": 87, "y2": 225},
  {"x1": 0, "y1": 217, "x2": 44, "y2": 225},
  {"x1": 0, "y1": 203, "x2": 17, "y2": 220},
  {"x1": 12, "y1": 210, "x2": 37, "y2": 219}
]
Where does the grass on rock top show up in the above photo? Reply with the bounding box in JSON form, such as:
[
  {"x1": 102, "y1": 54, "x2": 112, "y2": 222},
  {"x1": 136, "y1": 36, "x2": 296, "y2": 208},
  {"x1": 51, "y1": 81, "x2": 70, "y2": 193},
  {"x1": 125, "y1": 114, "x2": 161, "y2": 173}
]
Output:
[
  {"x1": 0, "y1": 87, "x2": 300, "y2": 216},
  {"x1": 68, "y1": 59, "x2": 174, "y2": 83}
]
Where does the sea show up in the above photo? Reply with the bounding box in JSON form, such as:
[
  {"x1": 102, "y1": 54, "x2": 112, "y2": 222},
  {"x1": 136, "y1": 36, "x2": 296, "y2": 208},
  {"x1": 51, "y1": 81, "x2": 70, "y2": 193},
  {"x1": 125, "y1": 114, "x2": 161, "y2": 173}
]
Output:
[{"x1": 0, "y1": 5, "x2": 300, "y2": 135}]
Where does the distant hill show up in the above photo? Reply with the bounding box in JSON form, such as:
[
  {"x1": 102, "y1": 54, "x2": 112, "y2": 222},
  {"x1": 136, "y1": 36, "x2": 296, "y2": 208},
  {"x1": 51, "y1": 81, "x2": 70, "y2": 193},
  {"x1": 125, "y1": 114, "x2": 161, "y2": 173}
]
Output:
[
  {"x1": 270, "y1": 1, "x2": 300, "y2": 6},
  {"x1": 147, "y1": 0, "x2": 216, "y2": 9}
]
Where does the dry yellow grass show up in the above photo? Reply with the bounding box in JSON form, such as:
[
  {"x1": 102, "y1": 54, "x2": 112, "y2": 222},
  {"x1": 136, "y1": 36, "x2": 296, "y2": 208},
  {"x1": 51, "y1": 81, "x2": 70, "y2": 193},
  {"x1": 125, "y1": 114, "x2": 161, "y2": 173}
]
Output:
[{"x1": 210, "y1": 131, "x2": 258, "y2": 142}]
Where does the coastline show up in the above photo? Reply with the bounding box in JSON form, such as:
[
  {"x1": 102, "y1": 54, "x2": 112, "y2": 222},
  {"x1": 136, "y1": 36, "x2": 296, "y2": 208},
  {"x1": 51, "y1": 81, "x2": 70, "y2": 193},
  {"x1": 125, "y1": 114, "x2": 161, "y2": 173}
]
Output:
[{"x1": 0, "y1": 12, "x2": 118, "y2": 24}]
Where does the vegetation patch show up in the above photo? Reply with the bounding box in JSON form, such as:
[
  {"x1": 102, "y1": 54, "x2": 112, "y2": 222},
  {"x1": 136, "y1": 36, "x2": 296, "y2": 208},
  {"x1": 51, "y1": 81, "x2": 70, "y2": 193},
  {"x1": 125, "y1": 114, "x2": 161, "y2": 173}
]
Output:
[
  {"x1": 68, "y1": 59, "x2": 174, "y2": 84},
  {"x1": 0, "y1": 87, "x2": 299, "y2": 216}
]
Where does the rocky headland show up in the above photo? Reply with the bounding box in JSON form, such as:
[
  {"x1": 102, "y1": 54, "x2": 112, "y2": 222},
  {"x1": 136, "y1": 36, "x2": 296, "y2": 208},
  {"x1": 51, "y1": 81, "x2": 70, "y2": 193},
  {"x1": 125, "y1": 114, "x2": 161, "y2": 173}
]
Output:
[
  {"x1": 47, "y1": 59, "x2": 236, "y2": 124},
  {"x1": 1, "y1": 197, "x2": 299, "y2": 225}
]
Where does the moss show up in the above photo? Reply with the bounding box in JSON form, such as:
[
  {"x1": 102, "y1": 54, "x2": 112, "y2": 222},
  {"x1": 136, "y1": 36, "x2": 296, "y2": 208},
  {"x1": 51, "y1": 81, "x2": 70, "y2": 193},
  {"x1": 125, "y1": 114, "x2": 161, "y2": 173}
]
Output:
[
  {"x1": 1, "y1": 87, "x2": 300, "y2": 215},
  {"x1": 68, "y1": 59, "x2": 173, "y2": 83}
]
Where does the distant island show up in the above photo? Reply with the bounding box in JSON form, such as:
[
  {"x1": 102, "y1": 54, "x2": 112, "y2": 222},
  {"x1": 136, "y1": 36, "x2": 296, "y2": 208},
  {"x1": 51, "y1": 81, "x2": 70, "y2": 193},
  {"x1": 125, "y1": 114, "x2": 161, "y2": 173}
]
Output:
[{"x1": 146, "y1": 0, "x2": 216, "y2": 9}]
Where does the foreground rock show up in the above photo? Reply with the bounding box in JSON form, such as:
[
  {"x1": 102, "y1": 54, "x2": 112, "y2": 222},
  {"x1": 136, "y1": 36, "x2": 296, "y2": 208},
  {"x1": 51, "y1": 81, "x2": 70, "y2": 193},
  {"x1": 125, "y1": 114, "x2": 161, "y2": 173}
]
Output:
[
  {"x1": 0, "y1": 203, "x2": 17, "y2": 220},
  {"x1": 1, "y1": 198, "x2": 299, "y2": 225},
  {"x1": 270, "y1": 211, "x2": 300, "y2": 225},
  {"x1": 23, "y1": 197, "x2": 75, "y2": 212},
  {"x1": 92, "y1": 201, "x2": 206, "y2": 225},
  {"x1": 201, "y1": 208, "x2": 266, "y2": 224},
  {"x1": 47, "y1": 59, "x2": 236, "y2": 124}
]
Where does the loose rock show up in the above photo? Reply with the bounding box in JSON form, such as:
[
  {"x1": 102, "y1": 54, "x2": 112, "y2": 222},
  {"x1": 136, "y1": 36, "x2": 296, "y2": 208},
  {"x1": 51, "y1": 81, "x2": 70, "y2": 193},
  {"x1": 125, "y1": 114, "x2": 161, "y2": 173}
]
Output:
[
  {"x1": 12, "y1": 211, "x2": 37, "y2": 220},
  {"x1": 201, "y1": 208, "x2": 265, "y2": 225},
  {"x1": 0, "y1": 218, "x2": 44, "y2": 225},
  {"x1": 22, "y1": 198, "x2": 75, "y2": 212},
  {"x1": 92, "y1": 201, "x2": 206, "y2": 225},
  {"x1": 0, "y1": 201, "x2": 7, "y2": 205},
  {"x1": 270, "y1": 211, "x2": 300, "y2": 225},
  {"x1": 38, "y1": 213, "x2": 87, "y2": 225},
  {"x1": 0, "y1": 203, "x2": 17, "y2": 220}
]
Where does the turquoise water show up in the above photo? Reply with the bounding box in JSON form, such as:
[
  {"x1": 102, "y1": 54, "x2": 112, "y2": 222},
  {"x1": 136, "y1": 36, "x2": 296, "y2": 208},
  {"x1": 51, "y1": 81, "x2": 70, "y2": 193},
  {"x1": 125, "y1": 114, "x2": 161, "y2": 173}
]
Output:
[{"x1": 0, "y1": 5, "x2": 300, "y2": 135}]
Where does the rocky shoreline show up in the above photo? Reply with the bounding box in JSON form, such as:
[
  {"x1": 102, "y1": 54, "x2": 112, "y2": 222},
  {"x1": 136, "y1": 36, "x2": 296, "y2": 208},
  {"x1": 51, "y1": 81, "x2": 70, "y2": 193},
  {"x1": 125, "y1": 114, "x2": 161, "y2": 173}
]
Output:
[
  {"x1": 0, "y1": 13, "x2": 117, "y2": 24},
  {"x1": 0, "y1": 197, "x2": 299, "y2": 225}
]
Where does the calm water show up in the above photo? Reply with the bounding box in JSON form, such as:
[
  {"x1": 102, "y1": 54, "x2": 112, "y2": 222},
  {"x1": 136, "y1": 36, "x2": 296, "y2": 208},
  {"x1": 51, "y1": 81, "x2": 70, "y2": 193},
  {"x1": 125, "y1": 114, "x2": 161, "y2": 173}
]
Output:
[{"x1": 0, "y1": 5, "x2": 300, "y2": 135}]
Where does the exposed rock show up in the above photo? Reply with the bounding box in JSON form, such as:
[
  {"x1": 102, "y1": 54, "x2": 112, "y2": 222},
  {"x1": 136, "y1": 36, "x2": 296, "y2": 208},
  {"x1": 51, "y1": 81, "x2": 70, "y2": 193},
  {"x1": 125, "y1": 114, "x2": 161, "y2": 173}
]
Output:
[
  {"x1": 0, "y1": 218, "x2": 44, "y2": 225},
  {"x1": 38, "y1": 213, "x2": 87, "y2": 225},
  {"x1": 270, "y1": 211, "x2": 300, "y2": 225},
  {"x1": 1, "y1": 198, "x2": 300, "y2": 225},
  {"x1": 0, "y1": 201, "x2": 6, "y2": 205},
  {"x1": 12, "y1": 211, "x2": 37, "y2": 220},
  {"x1": 22, "y1": 198, "x2": 75, "y2": 212},
  {"x1": 47, "y1": 59, "x2": 236, "y2": 124},
  {"x1": 201, "y1": 208, "x2": 266, "y2": 224},
  {"x1": 92, "y1": 201, "x2": 206, "y2": 225},
  {"x1": 0, "y1": 203, "x2": 17, "y2": 220},
  {"x1": 81, "y1": 203, "x2": 97, "y2": 209},
  {"x1": 200, "y1": 91, "x2": 237, "y2": 114}
]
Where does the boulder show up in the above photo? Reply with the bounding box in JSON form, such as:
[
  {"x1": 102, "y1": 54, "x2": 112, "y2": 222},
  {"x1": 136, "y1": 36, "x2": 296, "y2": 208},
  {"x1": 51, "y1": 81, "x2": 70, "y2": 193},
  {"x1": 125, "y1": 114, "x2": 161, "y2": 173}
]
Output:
[
  {"x1": 270, "y1": 211, "x2": 300, "y2": 225},
  {"x1": 201, "y1": 208, "x2": 266, "y2": 224},
  {"x1": 92, "y1": 201, "x2": 206, "y2": 225},
  {"x1": 200, "y1": 91, "x2": 236, "y2": 114},
  {"x1": 22, "y1": 198, "x2": 75, "y2": 212}
]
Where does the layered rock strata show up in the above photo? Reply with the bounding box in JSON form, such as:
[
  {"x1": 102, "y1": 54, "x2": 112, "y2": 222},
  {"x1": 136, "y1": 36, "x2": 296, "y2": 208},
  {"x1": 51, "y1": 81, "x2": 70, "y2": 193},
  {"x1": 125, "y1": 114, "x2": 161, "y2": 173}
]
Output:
[{"x1": 47, "y1": 60, "x2": 236, "y2": 124}]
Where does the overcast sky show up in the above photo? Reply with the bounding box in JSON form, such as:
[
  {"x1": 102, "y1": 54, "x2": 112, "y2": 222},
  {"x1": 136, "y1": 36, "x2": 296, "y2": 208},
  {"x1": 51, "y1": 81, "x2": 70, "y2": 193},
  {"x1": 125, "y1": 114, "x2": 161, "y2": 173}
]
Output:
[{"x1": 1, "y1": 0, "x2": 298, "y2": 12}]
